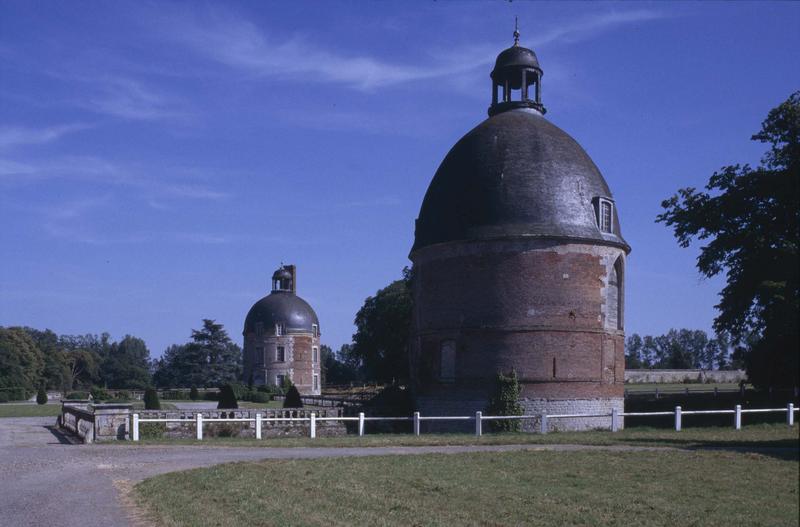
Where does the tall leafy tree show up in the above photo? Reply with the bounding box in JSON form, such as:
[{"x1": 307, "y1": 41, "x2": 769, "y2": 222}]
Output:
[
  {"x1": 657, "y1": 92, "x2": 799, "y2": 388},
  {"x1": 350, "y1": 268, "x2": 413, "y2": 382},
  {"x1": 0, "y1": 327, "x2": 45, "y2": 397},
  {"x1": 101, "y1": 335, "x2": 152, "y2": 389},
  {"x1": 24, "y1": 328, "x2": 68, "y2": 390}
]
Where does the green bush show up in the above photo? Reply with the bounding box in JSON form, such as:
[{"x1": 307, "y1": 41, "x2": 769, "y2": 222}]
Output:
[
  {"x1": 217, "y1": 384, "x2": 238, "y2": 409},
  {"x1": 139, "y1": 422, "x2": 165, "y2": 439},
  {"x1": 144, "y1": 387, "x2": 161, "y2": 410},
  {"x1": 91, "y1": 386, "x2": 111, "y2": 401},
  {"x1": 113, "y1": 390, "x2": 131, "y2": 402},
  {"x1": 36, "y1": 386, "x2": 48, "y2": 405},
  {"x1": 0, "y1": 392, "x2": 9, "y2": 403},
  {"x1": 257, "y1": 384, "x2": 277, "y2": 394},
  {"x1": 161, "y1": 390, "x2": 188, "y2": 400},
  {"x1": 486, "y1": 370, "x2": 524, "y2": 432},
  {"x1": 189, "y1": 386, "x2": 199, "y2": 400},
  {"x1": 65, "y1": 391, "x2": 89, "y2": 400},
  {"x1": 250, "y1": 392, "x2": 271, "y2": 404},
  {"x1": 283, "y1": 385, "x2": 303, "y2": 408}
]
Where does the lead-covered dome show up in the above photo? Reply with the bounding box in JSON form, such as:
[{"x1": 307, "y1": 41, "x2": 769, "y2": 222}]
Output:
[
  {"x1": 411, "y1": 108, "x2": 629, "y2": 253},
  {"x1": 244, "y1": 292, "x2": 319, "y2": 334}
]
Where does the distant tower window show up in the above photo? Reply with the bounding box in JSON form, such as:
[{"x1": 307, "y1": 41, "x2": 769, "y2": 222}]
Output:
[
  {"x1": 276, "y1": 346, "x2": 285, "y2": 362},
  {"x1": 312, "y1": 324, "x2": 319, "y2": 338},
  {"x1": 276, "y1": 374, "x2": 285, "y2": 387},
  {"x1": 440, "y1": 340, "x2": 456, "y2": 381},
  {"x1": 313, "y1": 374, "x2": 319, "y2": 392},
  {"x1": 312, "y1": 346, "x2": 319, "y2": 364},
  {"x1": 594, "y1": 198, "x2": 614, "y2": 233},
  {"x1": 255, "y1": 322, "x2": 264, "y2": 336},
  {"x1": 275, "y1": 323, "x2": 285, "y2": 336},
  {"x1": 606, "y1": 257, "x2": 624, "y2": 330},
  {"x1": 256, "y1": 346, "x2": 264, "y2": 366}
]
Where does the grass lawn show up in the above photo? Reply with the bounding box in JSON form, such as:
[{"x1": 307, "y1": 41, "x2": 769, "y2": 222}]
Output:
[
  {"x1": 0, "y1": 403, "x2": 62, "y2": 418},
  {"x1": 136, "y1": 445, "x2": 799, "y2": 526},
  {"x1": 129, "y1": 423, "x2": 799, "y2": 450}
]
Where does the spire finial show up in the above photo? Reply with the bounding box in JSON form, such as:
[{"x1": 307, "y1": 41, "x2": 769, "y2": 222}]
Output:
[{"x1": 513, "y1": 16, "x2": 520, "y2": 46}]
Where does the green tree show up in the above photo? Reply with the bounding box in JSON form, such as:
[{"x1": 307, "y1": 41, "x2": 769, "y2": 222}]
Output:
[
  {"x1": 321, "y1": 344, "x2": 360, "y2": 386},
  {"x1": 101, "y1": 335, "x2": 152, "y2": 389},
  {"x1": 350, "y1": 268, "x2": 413, "y2": 382},
  {"x1": 36, "y1": 385, "x2": 48, "y2": 405},
  {"x1": 658, "y1": 92, "x2": 799, "y2": 388},
  {"x1": 0, "y1": 327, "x2": 45, "y2": 398},
  {"x1": 24, "y1": 328, "x2": 68, "y2": 391},
  {"x1": 283, "y1": 385, "x2": 303, "y2": 408}
]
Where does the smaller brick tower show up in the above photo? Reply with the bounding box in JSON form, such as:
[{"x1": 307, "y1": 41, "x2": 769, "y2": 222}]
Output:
[{"x1": 242, "y1": 264, "x2": 322, "y2": 395}]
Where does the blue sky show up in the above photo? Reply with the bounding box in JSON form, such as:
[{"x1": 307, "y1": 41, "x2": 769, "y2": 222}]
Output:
[{"x1": 1, "y1": 1, "x2": 798, "y2": 357}]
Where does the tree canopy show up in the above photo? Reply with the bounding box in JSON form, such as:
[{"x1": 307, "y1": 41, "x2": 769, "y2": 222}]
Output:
[
  {"x1": 625, "y1": 329, "x2": 739, "y2": 370},
  {"x1": 152, "y1": 319, "x2": 242, "y2": 388},
  {"x1": 657, "y1": 92, "x2": 799, "y2": 388},
  {"x1": 348, "y1": 268, "x2": 413, "y2": 382}
]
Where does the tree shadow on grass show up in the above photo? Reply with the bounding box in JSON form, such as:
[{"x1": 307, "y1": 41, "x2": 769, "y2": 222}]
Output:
[{"x1": 626, "y1": 437, "x2": 799, "y2": 461}]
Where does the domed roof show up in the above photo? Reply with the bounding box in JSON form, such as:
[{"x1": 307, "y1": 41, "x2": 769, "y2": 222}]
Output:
[
  {"x1": 493, "y1": 45, "x2": 541, "y2": 74},
  {"x1": 244, "y1": 292, "x2": 319, "y2": 335},
  {"x1": 411, "y1": 108, "x2": 629, "y2": 254},
  {"x1": 272, "y1": 267, "x2": 292, "y2": 281}
]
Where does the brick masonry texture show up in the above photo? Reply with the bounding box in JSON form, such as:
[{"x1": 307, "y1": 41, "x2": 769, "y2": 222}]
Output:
[
  {"x1": 410, "y1": 238, "x2": 626, "y2": 430},
  {"x1": 243, "y1": 333, "x2": 321, "y2": 395}
]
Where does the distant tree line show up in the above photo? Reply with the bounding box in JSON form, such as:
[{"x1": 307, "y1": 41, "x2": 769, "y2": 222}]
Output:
[
  {"x1": 0, "y1": 319, "x2": 243, "y2": 401},
  {"x1": 0, "y1": 326, "x2": 151, "y2": 400},
  {"x1": 625, "y1": 329, "x2": 745, "y2": 370}
]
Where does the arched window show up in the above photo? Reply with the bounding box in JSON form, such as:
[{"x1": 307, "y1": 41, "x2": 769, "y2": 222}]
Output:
[
  {"x1": 440, "y1": 340, "x2": 456, "y2": 381},
  {"x1": 606, "y1": 257, "x2": 623, "y2": 330}
]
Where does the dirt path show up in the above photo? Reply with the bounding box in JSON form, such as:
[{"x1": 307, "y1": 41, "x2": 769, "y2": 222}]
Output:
[{"x1": 0, "y1": 417, "x2": 793, "y2": 527}]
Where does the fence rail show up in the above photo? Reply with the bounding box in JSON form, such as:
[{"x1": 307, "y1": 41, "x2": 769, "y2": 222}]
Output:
[{"x1": 131, "y1": 403, "x2": 797, "y2": 441}]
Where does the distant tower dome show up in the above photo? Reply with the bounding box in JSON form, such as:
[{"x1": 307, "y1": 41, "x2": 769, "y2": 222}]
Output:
[
  {"x1": 409, "y1": 25, "x2": 631, "y2": 432},
  {"x1": 242, "y1": 264, "x2": 322, "y2": 395}
]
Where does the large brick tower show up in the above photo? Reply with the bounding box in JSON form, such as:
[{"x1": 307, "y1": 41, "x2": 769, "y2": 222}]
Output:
[
  {"x1": 242, "y1": 264, "x2": 322, "y2": 395},
  {"x1": 409, "y1": 28, "x2": 630, "y2": 430}
]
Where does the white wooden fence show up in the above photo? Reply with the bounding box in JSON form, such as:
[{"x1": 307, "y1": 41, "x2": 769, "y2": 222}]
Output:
[{"x1": 131, "y1": 403, "x2": 797, "y2": 441}]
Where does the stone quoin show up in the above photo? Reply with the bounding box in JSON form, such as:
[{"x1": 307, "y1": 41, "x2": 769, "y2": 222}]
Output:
[
  {"x1": 409, "y1": 25, "x2": 631, "y2": 431},
  {"x1": 242, "y1": 265, "x2": 322, "y2": 395}
]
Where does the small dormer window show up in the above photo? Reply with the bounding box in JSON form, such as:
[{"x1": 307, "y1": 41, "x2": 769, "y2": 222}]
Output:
[
  {"x1": 275, "y1": 323, "x2": 285, "y2": 336},
  {"x1": 312, "y1": 324, "x2": 319, "y2": 338},
  {"x1": 594, "y1": 198, "x2": 614, "y2": 233}
]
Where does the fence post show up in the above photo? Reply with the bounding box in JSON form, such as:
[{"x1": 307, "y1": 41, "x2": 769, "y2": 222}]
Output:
[
  {"x1": 196, "y1": 413, "x2": 203, "y2": 440},
  {"x1": 256, "y1": 413, "x2": 262, "y2": 440},
  {"x1": 310, "y1": 412, "x2": 316, "y2": 439},
  {"x1": 475, "y1": 411, "x2": 482, "y2": 437},
  {"x1": 655, "y1": 388, "x2": 659, "y2": 399},
  {"x1": 787, "y1": 403, "x2": 794, "y2": 426},
  {"x1": 358, "y1": 412, "x2": 365, "y2": 436},
  {"x1": 734, "y1": 404, "x2": 742, "y2": 430},
  {"x1": 714, "y1": 386, "x2": 718, "y2": 398},
  {"x1": 540, "y1": 413, "x2": 548, "y2": 434},
  {"x1": 611, "y1": 408, "x2": 619, "y2": 433},
  {"x1": 132, "y1": 413, "x2": 139, "y2": 441},
  {"x1": 674, "y1": 406, "x2": 682, "y2": 432},
  {"x1": 413, "y1": 412, "x2": 420, "y2": 436}
]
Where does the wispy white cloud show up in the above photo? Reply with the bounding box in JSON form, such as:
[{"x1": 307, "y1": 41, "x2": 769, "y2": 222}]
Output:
[
  {"x1": 0, "y1": 123, "x2": 90, "y2": 150},
  {"x1": 79, "y1": 77, "x2": 183, "y2": 121},
  {"x1": 161, "y1": 8, "x2": 665, "y2": 91}
]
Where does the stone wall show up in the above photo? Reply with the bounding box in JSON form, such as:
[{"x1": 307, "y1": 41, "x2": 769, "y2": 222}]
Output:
[
  {"x1": 625, "y1": 369, "x2": 747, "y2": 384},
  {"x1": 136, "y1": 408, "x2": 346, "y2": 439}
]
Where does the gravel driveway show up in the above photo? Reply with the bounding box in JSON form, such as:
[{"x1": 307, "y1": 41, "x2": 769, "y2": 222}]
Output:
[{"x1": 0, "y1": 417, "x2": 694, "y2": 527}]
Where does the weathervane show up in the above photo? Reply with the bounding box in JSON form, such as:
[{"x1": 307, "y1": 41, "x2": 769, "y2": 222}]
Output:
[{"x1": 513, "y1": 16, "x2": 520, "y2": 46}]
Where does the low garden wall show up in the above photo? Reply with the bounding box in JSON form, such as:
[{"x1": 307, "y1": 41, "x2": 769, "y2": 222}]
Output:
[{"x1": 624, "y1": 369, "x2": 747, "y2": 384}]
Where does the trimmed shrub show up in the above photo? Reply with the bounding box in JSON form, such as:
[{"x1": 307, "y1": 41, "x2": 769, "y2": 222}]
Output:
[
  {"x1": 486, "y1": 370, "x2": 524, "y2": 432},
  {"x1": 189, "y1": 386, "x2": 199, "y2": 401},
  {"x1": 250, "y1": 392, "x2": 271, "y2": 404},
  {"x1": 36, "y1": 386, "x2": 48, "y2": 405},
  {"x1": 283, "y1": 385, "x2": 303, "y2": 408},
  {"x1": 143, "y1": 387, "x2": 161, "y2": 410},
  {"x1": 217, "y1": 384, "x2": 238, "y2": 409},
  {"x1": 90, "y1": 386, "x2": 111, "y2": 401}
]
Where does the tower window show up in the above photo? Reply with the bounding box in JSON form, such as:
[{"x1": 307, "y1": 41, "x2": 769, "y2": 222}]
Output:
[
  {"x1": 275, "y1": 323, "x2": 285, "y2": 336},
  {"x1": 313, "y1": 374, "x2": 319, "y2": 392},
  {"x1": 440, "y1": 340, "x2": 456, "y2": 381},
  {"x1": 312, "y1": 324, "x2": 319, "y2": 338},
  {"x1": 276, "y1": 346, "x2": 285, "y2": 362},
  {"x1": 255, "y1": 322, "x2": 263, "y2": 336},
  {"x1": 276, "y1": 374, "x2": 285, "y2": 387},
  {"x1": 312, "y1": 346, "x2": 319, "y2": 364},
  {"x1": 594, "y1": 198, "x2": 614, "y2": 233},
  {"x1": 256, "y1": 346, "x2": 264, "y2": 366}
]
